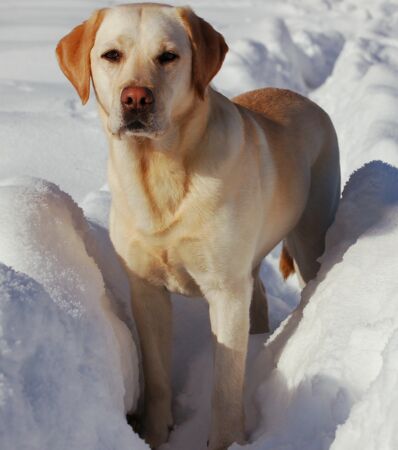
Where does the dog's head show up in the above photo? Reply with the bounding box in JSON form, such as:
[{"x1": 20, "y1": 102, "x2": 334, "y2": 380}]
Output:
[{"x1": 56, "y1": 4, "x2": 228, "y2": 139}]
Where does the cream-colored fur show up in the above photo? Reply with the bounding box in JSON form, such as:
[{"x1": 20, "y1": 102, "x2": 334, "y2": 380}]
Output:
[{"x1": 56, "y1": 4, "x2": 340, "y2": 450}]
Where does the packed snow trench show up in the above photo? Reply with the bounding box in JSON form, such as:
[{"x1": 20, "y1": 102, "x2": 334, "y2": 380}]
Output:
[{"x1": 1, "y1": 0, "x2": 398, "y2": 449}]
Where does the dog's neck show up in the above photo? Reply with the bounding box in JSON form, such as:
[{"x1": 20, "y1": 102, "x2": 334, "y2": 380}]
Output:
[{"x1": 105, "y1": 91, "x2": 213, "y2": 234}]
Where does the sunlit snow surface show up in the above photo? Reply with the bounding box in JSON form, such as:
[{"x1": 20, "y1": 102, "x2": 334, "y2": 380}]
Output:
[{"x1": 1, "y1": 0, "x2": 398, "y2": 449}]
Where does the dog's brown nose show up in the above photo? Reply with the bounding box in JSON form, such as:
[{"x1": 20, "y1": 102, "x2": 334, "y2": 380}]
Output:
[{"x1": 121, "y1": 86, "x2": 154, "y2": 111}]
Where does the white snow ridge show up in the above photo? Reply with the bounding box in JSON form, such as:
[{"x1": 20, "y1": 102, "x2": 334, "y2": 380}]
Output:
[
  {"x1": 0, "y1": 178, "x2": 146, "y2": 450},
  {"x1": 1, "y1": 0, "x2": 398, "y2": 449}
]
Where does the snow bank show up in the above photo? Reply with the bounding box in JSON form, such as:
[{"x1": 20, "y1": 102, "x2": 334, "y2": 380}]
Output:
[
  {"x1": 331, "y1": 331, "x2": 398, "y2": 450},
  {"x1": 312, "y1": 38, "x2": 398, "y2": 184},
  {"x1": 0, "y1": 178, "x2": 146, "y2": 450},
  {"x1": 214, "y1": 15, "x2": 344, "y2": 98},
  {"x1": 215, "y1": 18, "x2": 307, "y2": 97},
  {"x1": 235, "y1": 161, "x2": 398, "y2": 450}
]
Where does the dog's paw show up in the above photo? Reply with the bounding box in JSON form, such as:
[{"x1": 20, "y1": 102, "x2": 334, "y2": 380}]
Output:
[
  {"x1": 126, "y1": 412, "x2": 144, "y2": 435},
  {"x1": 207, "y1": 441, "x2": 239, "y2": 450},
  {"x1": 142, "y1": 401, "x2": 174, "y2": 448},
  {"x1": 207, "y1": 428, "x2": 246, "y2": 450}
]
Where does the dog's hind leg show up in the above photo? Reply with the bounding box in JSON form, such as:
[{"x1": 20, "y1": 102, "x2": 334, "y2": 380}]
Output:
[
  {"x1": 249, "y1": 265, "x2": 269, "y2": 334},
  {"x1": 286, "y1": 131, "x2": 340, "y2": 285}
]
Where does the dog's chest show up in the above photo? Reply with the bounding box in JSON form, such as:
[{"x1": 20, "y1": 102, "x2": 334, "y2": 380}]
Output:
[{"x1": 128, "y1": 239, "x2": 202, "y2": 297}]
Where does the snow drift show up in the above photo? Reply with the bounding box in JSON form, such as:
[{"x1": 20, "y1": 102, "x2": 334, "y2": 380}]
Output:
[{"x1": 0, "y1": 178, "x2": 146, "y2": 450}]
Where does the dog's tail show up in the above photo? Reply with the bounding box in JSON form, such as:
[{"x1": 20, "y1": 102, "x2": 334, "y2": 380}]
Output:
[{"x1": 279, "y1": 243, "x2": 295, "y2": 280}]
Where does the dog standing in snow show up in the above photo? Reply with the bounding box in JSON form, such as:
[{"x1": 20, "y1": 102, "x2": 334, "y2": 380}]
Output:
[{"x1": 56, "y1": 4, "x2": 340, "y2": 449}]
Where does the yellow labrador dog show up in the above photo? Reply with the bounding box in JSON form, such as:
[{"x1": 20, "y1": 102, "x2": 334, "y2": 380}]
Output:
[{"x1": 56, "y1": 3, "x2": 340, "y2": 450}]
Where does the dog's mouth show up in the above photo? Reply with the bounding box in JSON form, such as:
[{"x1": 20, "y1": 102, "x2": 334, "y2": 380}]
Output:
[
  {"x1": 125, "y1": 120, "x2": 147, "y2": 131},
  {"x1": 119, "y1": 114, "x2": 165, "y2": 139},
  {"x1": 120, "y1": 110, "x2": 155, "y2": 135},
  {"x1": 110, "y1": 109, "x2": 165, "y2": 139},
  {"x1": 119, "y1": 119, "x2": 152, "y2": 137}
]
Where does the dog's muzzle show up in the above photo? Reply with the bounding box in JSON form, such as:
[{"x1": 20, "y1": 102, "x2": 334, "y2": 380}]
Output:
[{"x1": 121, "y1": 86, "x2": 155, "y2": 133}]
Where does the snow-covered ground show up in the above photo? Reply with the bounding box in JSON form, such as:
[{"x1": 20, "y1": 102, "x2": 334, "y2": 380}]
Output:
[{"x1": 1, "y1": 0, "x2": 398, "y2": 449}]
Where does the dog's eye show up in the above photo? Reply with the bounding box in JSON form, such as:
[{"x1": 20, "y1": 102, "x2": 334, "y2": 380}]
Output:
[
  {"x1": 101, "y1": 49, "x2": 122, "y2": 62},
  {"x1": 157, "y1": 52, "x2": 179, "y2": 65}
]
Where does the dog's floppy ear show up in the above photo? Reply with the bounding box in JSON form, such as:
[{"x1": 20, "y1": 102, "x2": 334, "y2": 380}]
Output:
[
  {"x1": 178, "y1": 7, "x2": 228, "y2": 99},
  {"x1": 56, "y1": 9, "x2": 105, "y2": 105}
]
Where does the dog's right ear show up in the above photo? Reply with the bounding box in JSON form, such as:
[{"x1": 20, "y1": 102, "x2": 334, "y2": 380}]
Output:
[{"x1": 56, "y1": 9, "x2": 105, "y2": 105}]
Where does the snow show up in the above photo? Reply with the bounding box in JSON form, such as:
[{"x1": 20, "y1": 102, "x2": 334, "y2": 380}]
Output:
[
  {"x1": 0, "y1": 178, "x2": 145, "y2": 450},
  {"x1": 1, "y1": 0, "x2": 398, "y2": 449},
  {"x1": 312, "y1": 40, "x2": 398, "y2": 183}
]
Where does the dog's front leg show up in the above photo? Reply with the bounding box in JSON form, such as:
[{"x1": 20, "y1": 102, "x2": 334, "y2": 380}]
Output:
[
  {"x1": 204, "y1": 277, "x2": 252, "y2": 450},
  {"x1": 128, "y1": 273, "x2": 173, "y2": 448}
]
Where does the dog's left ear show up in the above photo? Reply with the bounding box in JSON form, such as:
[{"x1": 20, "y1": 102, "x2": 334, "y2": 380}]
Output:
[
  {"x1": 177, "y1": 7, "x2": 228, "y2": 99},
  {"x1": 56, "y1": 9, "x2": 105, "y2": 105}
]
